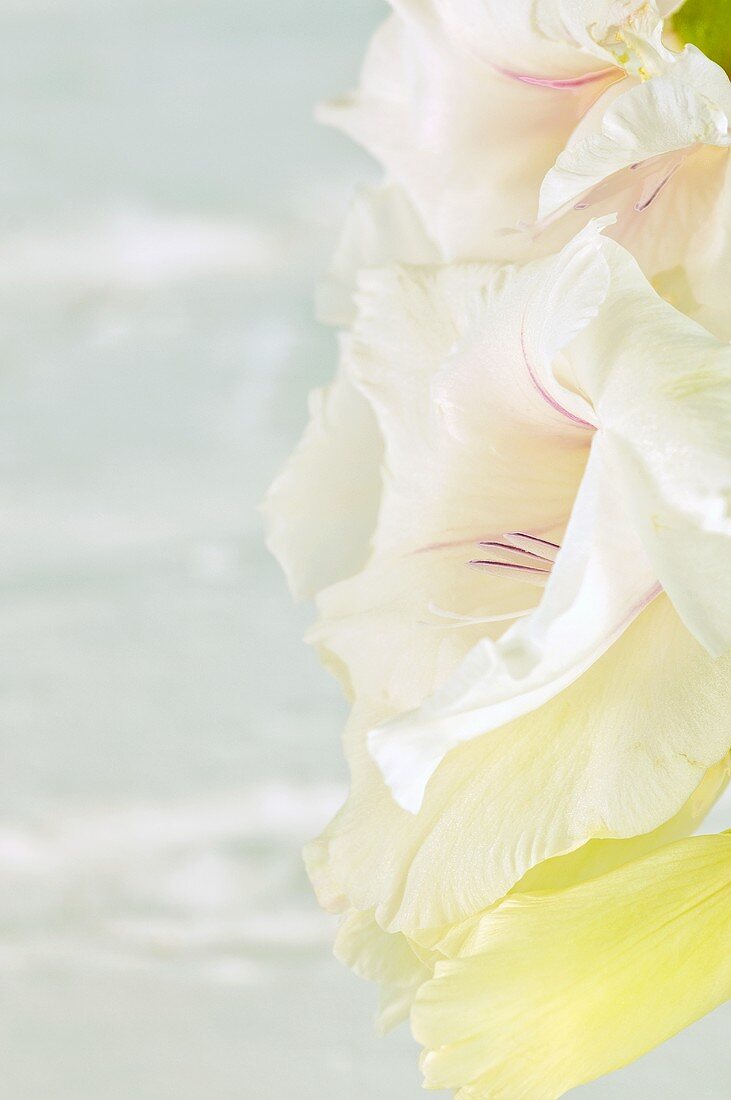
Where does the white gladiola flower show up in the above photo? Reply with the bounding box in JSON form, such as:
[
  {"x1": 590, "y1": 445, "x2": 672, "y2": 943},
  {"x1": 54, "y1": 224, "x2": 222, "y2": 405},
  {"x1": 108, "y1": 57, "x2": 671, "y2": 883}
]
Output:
[
  {"x1": 317, "y1": 0, "x2": 636, "y2": 262},
  {"x1": 316, "y1": 182, "x2": 439, "y2": 328},
  {"x1": 369, "y1": 221, "x2": 731, "y2": 816},
  {"x1": 320, "y1": 1, "x2": 731, "y2": 341},
  {"x1": 536, "y1": 35, "x2": 731, "y2": 342},
  {"x1": 267, "y1": 222, "x2": 731, "y2": 933},
  {"x1": 266, "y1": 2, "x2": 731, "y2": 1090},
  {"x1": 539, "y1": 45, "x2": 731, "y2": 218}
]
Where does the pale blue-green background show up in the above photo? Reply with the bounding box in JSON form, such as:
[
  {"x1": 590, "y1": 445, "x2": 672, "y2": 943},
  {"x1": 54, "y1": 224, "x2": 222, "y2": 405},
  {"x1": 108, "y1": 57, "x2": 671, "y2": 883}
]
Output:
[{"x1": 0, "y1": 2, "x2": 727, "y2": 1097}]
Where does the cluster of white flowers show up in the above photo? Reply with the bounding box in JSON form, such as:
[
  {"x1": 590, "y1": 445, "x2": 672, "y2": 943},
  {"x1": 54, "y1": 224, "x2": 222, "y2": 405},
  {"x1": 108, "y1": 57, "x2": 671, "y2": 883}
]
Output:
[{"x1": 266, "y1": 2, "x2": 731, "y2": 1096}]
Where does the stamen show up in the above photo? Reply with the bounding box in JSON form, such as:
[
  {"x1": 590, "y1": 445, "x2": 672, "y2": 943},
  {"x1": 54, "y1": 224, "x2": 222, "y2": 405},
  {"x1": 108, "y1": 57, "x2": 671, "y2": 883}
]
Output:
[
  {"x1": 425, "y1": 602, "x2": 534, "y2": 628},
  {"x1": 469, "y1": 559, "x2": 552, "y2": 588},
  {"x1": 469, "y1": 533, "x2": 561, "y2": 588},
  {"x1": 503, "y1": 532, "x2": 560, "y2": 563},
  {"x1": 634, "y1": 160, "x2": 681, "y2": 212},
  {"x1": 477, "y1": 541, "x2": 549, "y2": 566}
]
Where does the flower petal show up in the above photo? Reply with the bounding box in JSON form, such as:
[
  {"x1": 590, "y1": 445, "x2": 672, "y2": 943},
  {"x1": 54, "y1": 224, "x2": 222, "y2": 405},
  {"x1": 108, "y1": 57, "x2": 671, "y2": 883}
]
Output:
[
  {"x1": 534, "y1": 0, "x2": 672, "y2": 77},
  {"x1": 369, "y1": 226, "x2": 731, "y2": 813},
  {"x1": 349, "y1": 226, "x2": 608, "y2": 561},
  {"x1": 316, "y1": 183, "x2": 438, "y2": 328},
  {"x1": 573, "y1": 236, "x2": 731, "y2": 656},
  {"x1": 678, "y1": 155, "x2": 731, "y2": 342},
  {"x1": 320, "y1": 7, "x2": 615, "y2": 260},
  {"x1": 263, "y1": 363, "x2": 382, "y2": 600},
  {"x1": 312, "y1": 751, "x2": 728, "y2": 1001},
  {"x1": 539, "y1": 46, "x2": 731, "y2": 219},
  {"x1": 334, "y1": 908, "x2": 435, "y2": 1033},
  {"x1": 413, "y1": 832, "x2": 731, "y2": 1099},
  {"x1": 369, "y1": 433, "x2": 658, "y2": 814},
  {"x1": 309, "y1": 539, "x2": 522, "y2": 712},
  {"x1": 431, "y1": 0, "x2": 611, "y2": 76},
  {"x1": 310, "y1": 595, "x2": 731, "y2": 931}
]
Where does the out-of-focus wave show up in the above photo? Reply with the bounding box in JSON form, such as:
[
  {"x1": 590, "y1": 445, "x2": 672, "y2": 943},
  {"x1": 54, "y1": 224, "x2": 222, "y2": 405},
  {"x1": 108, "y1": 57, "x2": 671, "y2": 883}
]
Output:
[
  {"x1": 0, "y1": 211, "x2": 288, "y2": 288},
  {"x1": 0, "y1": 783, "x2": 344, "y2": 980}
]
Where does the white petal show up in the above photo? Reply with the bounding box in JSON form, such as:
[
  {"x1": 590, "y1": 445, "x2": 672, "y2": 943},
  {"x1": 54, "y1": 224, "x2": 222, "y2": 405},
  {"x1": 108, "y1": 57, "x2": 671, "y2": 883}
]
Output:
[
  {"x1": 369, "y1": 223, "x2": 731, "y2": 812},
  {"x1": 671, "y1": 154, "x2": 731, "y2": 342},
  {"x1": 316, "y1": 182, "x2": 439, "y2": 328},
  {"x1": 310, "y1": 597, "x2": 731, "y2": 931},
  {"x1": 572, "y1": 236, "x2": 731, "y2": 656},
  {"x1": 334, "y1": 908, "x2": 433, "y2": 1033},
  {"x1": 349, "y1": 224, "x2": 609, "y2": 561},
  {"x1": 535, "y1": 0, "x2": 672, "y2": 76},
  {"x1": 431, "y1": 0, "x2": 609, "y2": 76},
  {"x1": 309, "y1": 540, "x2": 527, "y2": 714},
  {"x1": 263, "y1": 362, "x2": 382, "y2": 600},
  {"x1": 320, "y1": 9, "x2": 615, "y2": 260},
  {"x1": 539, "y1": 46, "x2": 731, "y2": 218},
  {"x1": 369, "y1": 435, "x2": 658, "y2": 813},
  {"x1": 431, "y1": 0, "x2": 672, "y2": 78}
]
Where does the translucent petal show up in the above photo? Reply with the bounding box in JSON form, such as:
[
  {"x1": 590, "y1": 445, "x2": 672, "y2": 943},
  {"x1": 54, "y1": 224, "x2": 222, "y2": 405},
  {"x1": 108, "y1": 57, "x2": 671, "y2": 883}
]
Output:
[
  {"x1": 311, "y1": 596, "x2": 731, "y2": 932},
  {"x1": 414, "y1": 832, "x2": 731, "y2": 1099},
  {"x1": 263, "y1": 363, "x2": 382, "y2": 600}
]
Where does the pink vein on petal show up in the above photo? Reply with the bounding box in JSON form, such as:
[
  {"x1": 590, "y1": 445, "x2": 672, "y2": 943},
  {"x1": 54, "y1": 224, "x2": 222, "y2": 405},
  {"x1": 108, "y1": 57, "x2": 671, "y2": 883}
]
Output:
[
  {"x1": 520, "y1": 324, "x2": 595, "y2": 430},
  {"x1": 626, "y1": 582, "x2": 663, "y2": 624},
  {"x1": 490, "y1": 63, "x2": 614, "y2": 89}
]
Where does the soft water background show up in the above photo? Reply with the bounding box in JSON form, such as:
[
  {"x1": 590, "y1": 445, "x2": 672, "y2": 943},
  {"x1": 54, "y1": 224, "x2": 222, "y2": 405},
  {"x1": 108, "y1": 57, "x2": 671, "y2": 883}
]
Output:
[{"x1": 0, "y1": 2, "x2": 727, "y2": 1096}]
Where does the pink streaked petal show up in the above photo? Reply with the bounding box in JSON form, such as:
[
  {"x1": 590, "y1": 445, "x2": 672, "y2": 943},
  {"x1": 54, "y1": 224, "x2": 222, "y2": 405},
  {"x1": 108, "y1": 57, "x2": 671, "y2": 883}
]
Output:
[
  {"x1": 536, "y1": 147, "x2": 700, "y2": 234},
  {"x1": 520, "y1": 323, "x2": 596, "y2": 430},
  {"x1": 490, "y1": 63, "x2": 616, "y2": 91},
  {"x1": 369, "y1": 438, "x2": 663, "y2": 815}
]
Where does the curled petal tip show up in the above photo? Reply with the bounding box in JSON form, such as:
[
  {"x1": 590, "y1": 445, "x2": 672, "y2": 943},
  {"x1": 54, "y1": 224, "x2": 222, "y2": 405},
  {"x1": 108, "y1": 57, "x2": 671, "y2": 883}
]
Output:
[{"x1": 367, "y1": 721, "x2": 435, "y2": 815}]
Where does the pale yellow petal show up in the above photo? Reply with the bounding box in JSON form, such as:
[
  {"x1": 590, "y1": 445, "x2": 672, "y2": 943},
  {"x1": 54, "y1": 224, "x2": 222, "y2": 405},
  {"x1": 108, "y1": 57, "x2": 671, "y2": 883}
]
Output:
[
  {"x1": 308, "y1": 595, "x2": 731, "y2": 932},
  {"x1": 321, "y1": 758, "x2": 728, "y2": 1028},
  {"x1": 334, "y1": 908, "x2": 435, "y2": 1033},
  {"x1": 414, "y1": 832, "x2": 731, "y2": 1100}
]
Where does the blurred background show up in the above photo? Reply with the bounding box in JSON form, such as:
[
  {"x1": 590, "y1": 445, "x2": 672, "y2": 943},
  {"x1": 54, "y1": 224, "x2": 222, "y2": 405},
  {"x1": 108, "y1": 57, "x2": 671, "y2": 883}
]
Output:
[{"x1": 0, "y1": 2, "x2": 727, "y2": 1097}]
